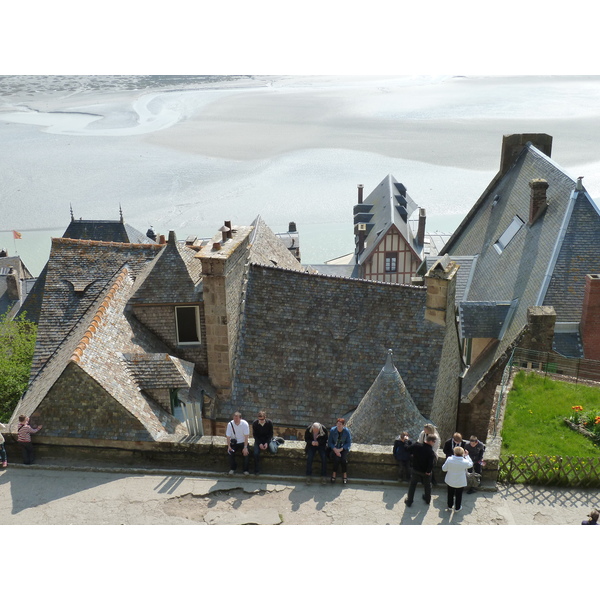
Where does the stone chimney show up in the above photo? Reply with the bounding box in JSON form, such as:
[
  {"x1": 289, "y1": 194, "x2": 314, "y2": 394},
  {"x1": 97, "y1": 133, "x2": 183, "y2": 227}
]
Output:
[
  {"x1": 357, "y1": 184, "x2": 364, "y2": 204},
  {"x1": 424, "y1": 255, "x2": 460, "y2": 327},
  {"x1": 581, "y1": 274, "x2": 600, "y2": 360},
  {"x1": 288, "y1": 221, "x2": 297, "y2": 233},
  {"x1": 6, "y1": 268, "x2": 20, "y2": 301},
  {"x1": 529, "y1": 179, "x2": 549, "y2": 224},
  {"x1": 417, "y1": 207, "x2": 426, "y2": 247},
  {"x1": 521, "y1": 306, "x2": 556, "y2": 352},
  {"x1": 499, "y1": 133, "x2": 553, "y2": 176}
]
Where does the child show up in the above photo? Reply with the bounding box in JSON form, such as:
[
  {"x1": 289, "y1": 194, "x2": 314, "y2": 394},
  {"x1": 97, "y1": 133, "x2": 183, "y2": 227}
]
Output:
[{"x1": 17, "y1": 415, "x2": 42, "y2": 465}]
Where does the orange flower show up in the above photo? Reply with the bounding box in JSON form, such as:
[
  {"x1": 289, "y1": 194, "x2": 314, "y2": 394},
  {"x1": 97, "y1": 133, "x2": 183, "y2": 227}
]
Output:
[
  {"x1": 572, "y1": 405, "x2": 584, "y2": 412},
  {"x1": 595, "y1": 416, "x2": 600, "y2": 425}
]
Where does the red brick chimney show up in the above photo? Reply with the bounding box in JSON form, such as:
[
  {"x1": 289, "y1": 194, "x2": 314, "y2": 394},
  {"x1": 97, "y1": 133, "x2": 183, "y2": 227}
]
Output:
[{"x1": 581, "y1": 274, "x2": 600, "y2": 360}]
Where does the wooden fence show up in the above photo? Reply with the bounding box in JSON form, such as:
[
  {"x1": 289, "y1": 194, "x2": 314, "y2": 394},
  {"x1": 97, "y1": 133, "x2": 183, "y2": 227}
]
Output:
[{"x1": 499, "y1": 455, "x2": 600, "y2": 487}]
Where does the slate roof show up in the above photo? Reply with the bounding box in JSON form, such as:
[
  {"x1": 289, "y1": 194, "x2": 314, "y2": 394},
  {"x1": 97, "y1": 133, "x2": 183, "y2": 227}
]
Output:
[
  {"x1": 63, "y1": 219, "x2": 157, "y2": 245},
  {"x1": 356, "y1": 175, "x2": 421, "y2": 265},
  {"x1": 459, "y1": 301, "x2": 516, "y2": 339},
  {"x1": 29, "y1": 238, "x2": 164, "y2": 379},
  {"x1": 122, "y1": 353, "x2": 194, "y2": 389},
  {"x1": 346, "y1": 349, "x2": 429, "y2": 444},
  {"x1": 553, "y1": 332, "x2": 584, "y2": 358},
  {"x1": 248, "y1": 216, "x2": 308, "y2": 272},
  {"x1": 441, "y1": 142, "x2": 600, "y2": 397},
  {"x1": 423, "y1": 255, "x2": 478, "y2": 303},
  {"x1": 130, "y1": 231, "x2": 203, "y2": 304},
  {"x1": 229, "y1": 264, "x2": 446, "y2": 428},
  {"x1": 0, "y1": 256, "x2": 36, "y2": 318}
]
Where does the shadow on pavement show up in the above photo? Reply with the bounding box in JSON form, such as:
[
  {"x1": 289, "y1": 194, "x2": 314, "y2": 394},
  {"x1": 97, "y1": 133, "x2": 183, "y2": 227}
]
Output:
[
  {"x1": 0, "y1": 468, "x2": 130, "y2": 515},
  {"x1": 497, "y1": 483, "x2": 600, "y2": 507}
]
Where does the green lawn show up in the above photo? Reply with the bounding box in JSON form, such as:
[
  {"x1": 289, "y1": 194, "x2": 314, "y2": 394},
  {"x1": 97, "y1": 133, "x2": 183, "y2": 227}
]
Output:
[{"x1": 501, "y1": 371, "x2": 600, "y2": 457}]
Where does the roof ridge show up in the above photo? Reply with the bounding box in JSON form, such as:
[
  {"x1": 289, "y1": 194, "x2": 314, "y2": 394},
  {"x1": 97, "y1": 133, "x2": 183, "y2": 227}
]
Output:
[
  {"x1": 248, "y1": 261, "x2": 427, "y2": 290},
  {"x1": 70, "y1": 268, "x2": 130, "y2": 364},
  {"x1": 53, "y1": 237, "x2": 163, "y2": 249}
]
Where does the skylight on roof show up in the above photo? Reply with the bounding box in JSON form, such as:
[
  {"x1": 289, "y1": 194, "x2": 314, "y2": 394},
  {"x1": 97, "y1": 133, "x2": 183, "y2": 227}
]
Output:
[{"x1": 493, "y1": 216, "x2": 524, "y2": 254}]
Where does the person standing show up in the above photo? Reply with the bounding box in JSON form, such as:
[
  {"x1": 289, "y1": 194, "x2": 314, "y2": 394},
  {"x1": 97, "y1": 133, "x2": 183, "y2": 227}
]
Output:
[
  {"x1": 252, "y1": 410, "x2": 274, "y2": 475},
  {"x1": 17, "y1": 415, "x2": 42, "y2": 465},
  {"x1": 443, "y1": 432, "x2": 466, "y2": 458},
  {"x1": 304, "y1": 422, "x2": 328, "y2": 484},
  {"x1": 0, "y1": 424, "x2": 7, "y2": 468},
  {"x1": 328, "y1": 418, "x2": 351, "y2": 484},
  {"x1": 226, "y1": 412, "x2": 250, "y2": 475},
  {"x1": 466, "y1": 435, "x2": 486, "y2": 493},
  {"x1": 404, "y1": 434, "x2": 437, "y2": 507},
  {"x1": 393, "y1": 431, "x2": 411, "y2": 482},
  {"x1": 418, "y1": 424, "x2": 440, "y2": 484},
  {"x1": 441, "y1": 446, "x2": 473, "y2": 512}
]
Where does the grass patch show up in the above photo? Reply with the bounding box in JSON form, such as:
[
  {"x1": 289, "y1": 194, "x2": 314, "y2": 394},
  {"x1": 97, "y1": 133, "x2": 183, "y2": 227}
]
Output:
[{"x1": 501, "y1": 371, "x2": 600, "y2": 457}]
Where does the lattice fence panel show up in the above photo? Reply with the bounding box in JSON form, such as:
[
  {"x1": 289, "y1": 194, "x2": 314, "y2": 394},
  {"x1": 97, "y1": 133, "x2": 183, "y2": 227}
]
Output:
[{"x1": 499, "y1": 455, "x2": 600, "y2": 487}]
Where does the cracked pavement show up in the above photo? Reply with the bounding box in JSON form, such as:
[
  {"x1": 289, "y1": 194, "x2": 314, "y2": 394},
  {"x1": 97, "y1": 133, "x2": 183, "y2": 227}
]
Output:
[{"x1": 1, "y1": 465, "x2": 599, "y2": 525}]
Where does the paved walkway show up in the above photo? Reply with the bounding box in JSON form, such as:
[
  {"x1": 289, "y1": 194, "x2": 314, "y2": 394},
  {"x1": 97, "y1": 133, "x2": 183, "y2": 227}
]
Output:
[{"x1": 1, "y1": 462, "x2": 599, "y2": 525}]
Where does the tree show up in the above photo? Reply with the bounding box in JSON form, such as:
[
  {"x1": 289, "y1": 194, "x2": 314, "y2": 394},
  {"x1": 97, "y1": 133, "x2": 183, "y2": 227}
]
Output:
[{"x1": 0, "y1": 312, "x2": 37, "y2": 421}]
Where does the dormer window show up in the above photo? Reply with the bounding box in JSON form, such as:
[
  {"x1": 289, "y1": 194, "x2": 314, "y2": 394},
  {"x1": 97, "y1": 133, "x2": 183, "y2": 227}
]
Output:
[
  {"x1": 175, "y1": 306, "x2": 201, "y2": 344},
  {"x1": 493, "y1": 216, "x2": 524, "y2": 254}
]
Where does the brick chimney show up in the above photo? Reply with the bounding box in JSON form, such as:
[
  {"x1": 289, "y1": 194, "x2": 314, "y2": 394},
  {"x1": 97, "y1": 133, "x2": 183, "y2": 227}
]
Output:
[
  {"x1": 357, "y1": 184, "x2": 364, "y2": 204},
  {"x1": 581, "y1": 274, "x2": 600, "y2": 360},
  {"x1": 521, "y1": 306, "x2": 556, "y2": 352},
  {"x1": 529, "y1": 179, "x2": 549, "y2": 224},
  {"x1": 417, "y1": 207, "x2": 426, "y2": 247}
]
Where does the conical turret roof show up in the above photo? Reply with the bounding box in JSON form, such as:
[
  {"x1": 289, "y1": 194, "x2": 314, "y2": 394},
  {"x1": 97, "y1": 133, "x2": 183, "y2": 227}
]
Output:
[{"x1": 347, "y1": 349, "x2": 429, "y2": 444}]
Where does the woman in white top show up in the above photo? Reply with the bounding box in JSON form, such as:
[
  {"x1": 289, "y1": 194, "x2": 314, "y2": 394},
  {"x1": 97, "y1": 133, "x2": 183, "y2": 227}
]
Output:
[
  {"x1": 442, "y1": 446, "x2": 473, "y2": 512},
  {"x1": 418, "y1": 424, "x2": 440, "y2": 484}
]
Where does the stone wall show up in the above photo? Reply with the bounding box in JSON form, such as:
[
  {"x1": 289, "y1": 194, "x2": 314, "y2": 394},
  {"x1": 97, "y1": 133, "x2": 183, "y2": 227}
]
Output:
[
  {"x1": 34, "y1": 361, "x2": 153, "y2": 441},
  {"x1": 132, "y1": 304, "x2": 208, "y2": 374}
]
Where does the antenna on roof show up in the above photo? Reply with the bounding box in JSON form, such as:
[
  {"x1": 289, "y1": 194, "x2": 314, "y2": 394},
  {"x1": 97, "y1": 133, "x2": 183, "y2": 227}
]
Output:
[{"x1": 70, "y1": 204, "x2": 74, "y2": 222}]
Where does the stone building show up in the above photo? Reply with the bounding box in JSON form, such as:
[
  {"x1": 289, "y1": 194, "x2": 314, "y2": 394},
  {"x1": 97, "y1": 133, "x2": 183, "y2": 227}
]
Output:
[
  {"x1": 0, "y1": 253, "x2": 36, "y2": 319},
  {"x1": 10, "y1": 212, "x2": 464, "y2": 446},
  {"x1": 429, "y1": 133, "x2": 600, "y2": 437}
]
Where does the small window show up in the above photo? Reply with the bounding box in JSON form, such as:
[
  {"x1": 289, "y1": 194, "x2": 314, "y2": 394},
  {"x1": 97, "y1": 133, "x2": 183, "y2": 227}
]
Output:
[
  {"x1": 385, "y1": 252, "x2": 398, "y2": 273},
  {"x1": 175, "y1": 306, "x2": 201, "y2": 344},
  {"x1": 494, "y1": 216, "x2": 524, "y2": 254}
]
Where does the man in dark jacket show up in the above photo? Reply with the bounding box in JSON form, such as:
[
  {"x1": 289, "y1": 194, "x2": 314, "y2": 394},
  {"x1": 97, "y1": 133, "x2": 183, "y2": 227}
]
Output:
[
  {"x1": 393, "y1": 432, "x2": 411, "y2": 482},
  {"x1": 465, "y1": 435, "x2": 486, "y2": 493},
  {"x1": 443, "y1": 432, "x2": 467, "y2": 458},
  {"x1": 252, "y1": 411, "x2": 275, "y2": 475},
  {"x1": 404, "y1": 435, "x2": 437, "y2": 507}
]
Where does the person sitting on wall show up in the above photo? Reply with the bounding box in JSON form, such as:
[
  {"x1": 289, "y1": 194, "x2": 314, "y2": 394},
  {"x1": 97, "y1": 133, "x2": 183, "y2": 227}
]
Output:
[
  {"x1": 304, "y1": 422, "x2": 329, "y2": 484},
  {"x1": 17, "y1": 415, "x2": 42, "y2": 465},
  {"x1": 404, "y1": 434, "x2": 437, "y2": 507},
  {"x1": 581, "y1": 509, "x2": 599, "y2": 525},
  {"x1": 226, "y1": 411, "x2": 250, "y2": 476},
  {"x1": 252, "y1": 410, "x2": 275, "y2": 476},
  {"x1": 393, "y1": 431, "x2": 411, "y2": 483},
  {"x1": 443, "y1": 432, "x2": 467, "y2": 458},
  {"x1": 465, "y1": 435, "x2": 486, "y2": 494},
  {"x1": 328, "y1": 418, "x2": 351, "y2": 485}
]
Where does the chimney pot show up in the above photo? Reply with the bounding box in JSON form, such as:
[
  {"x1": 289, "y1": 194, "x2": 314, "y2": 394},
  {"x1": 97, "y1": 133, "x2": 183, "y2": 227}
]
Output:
[
  {"x1": 224, "y1": 221, "x2": 233, "y2": 239},
  {"x1": 212, "y1": 242, "x2": 222, "y2": 251},
  {"x1": 219, "y1": 225, "x2": 230, "y2": 243},
  {"x1": 288, "y1": 221, "x2": 297, "y2": 232},
  {"x1": 158, "y1": 234, "x2": 166, "y2": 244}
]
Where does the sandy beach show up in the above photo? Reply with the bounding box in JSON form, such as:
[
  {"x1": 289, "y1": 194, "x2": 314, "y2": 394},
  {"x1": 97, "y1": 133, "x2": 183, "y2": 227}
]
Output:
[{"x1": 2, "y1": 74, "x2": 600, "y2": 275}]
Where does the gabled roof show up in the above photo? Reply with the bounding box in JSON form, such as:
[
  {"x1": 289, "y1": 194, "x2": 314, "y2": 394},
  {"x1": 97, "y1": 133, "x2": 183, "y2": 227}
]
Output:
[
  {"x1": 443, "y1": 140, "x2": 600, "y2": 397},
  {"x1": 229, "y1": 263, "x2": 446, "y2": 428},
  {"x1": 356, "y1": 175, "x2": 421, "y2": 265},
  {"x1": 346, "y1": 349, "x2": 429, "y2": 444},
  {"x1": 130, "y1": 231, "x2": 203, "y2": 304},
  {"x1": 0, "y1": 255, "x2": 36, "y2": 318},
  {"x1": 29, "y1": 238, "x2": 163, "y2": 379}
]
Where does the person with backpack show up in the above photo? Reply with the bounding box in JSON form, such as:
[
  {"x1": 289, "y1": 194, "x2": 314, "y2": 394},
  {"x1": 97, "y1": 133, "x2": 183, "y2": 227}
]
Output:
[
  {"x1": 226, "y1": 412, "x2": 250, "y2": 475},
  {"x1": 393, "y1": 431, "x2": 411, "y2": 482}
]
